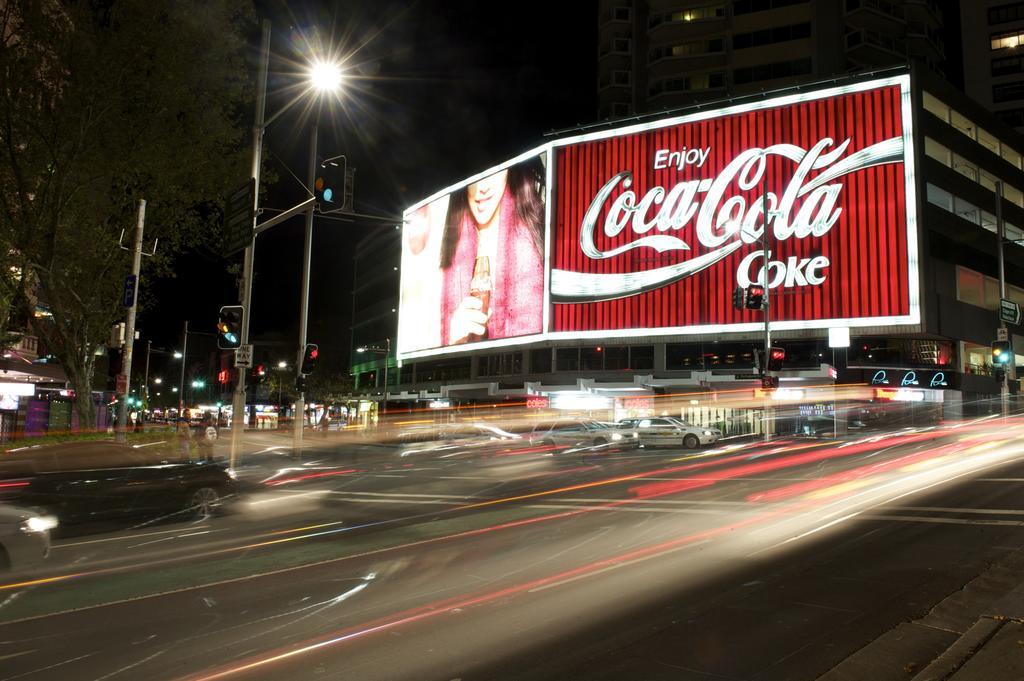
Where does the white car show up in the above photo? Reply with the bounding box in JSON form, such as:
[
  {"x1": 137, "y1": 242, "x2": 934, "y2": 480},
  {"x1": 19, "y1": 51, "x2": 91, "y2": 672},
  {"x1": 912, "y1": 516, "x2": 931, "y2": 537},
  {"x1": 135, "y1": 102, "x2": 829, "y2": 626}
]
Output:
[
  {"x1": 0, "y1": 504, "x2": 56, "y2": 572},
  {"x1": 617, "y1": 417, "x2": 722, "y2": 449},
  {"x1": 529, "y1": 420, "x2": 638, "y2": 449}
]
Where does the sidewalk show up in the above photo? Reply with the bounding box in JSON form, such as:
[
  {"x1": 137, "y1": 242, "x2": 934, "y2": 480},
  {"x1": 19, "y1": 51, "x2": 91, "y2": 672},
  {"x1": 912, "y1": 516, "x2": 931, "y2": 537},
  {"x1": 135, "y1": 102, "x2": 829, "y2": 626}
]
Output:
[{"x1": 817, "y1": 545, "x2": 1024, "y2": 681}]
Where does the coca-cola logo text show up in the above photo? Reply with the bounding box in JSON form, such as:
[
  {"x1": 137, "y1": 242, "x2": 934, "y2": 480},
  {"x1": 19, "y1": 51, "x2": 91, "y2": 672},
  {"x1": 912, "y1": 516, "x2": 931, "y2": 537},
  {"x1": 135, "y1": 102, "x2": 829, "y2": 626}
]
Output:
[{"x1": 553, "y1": 136, "x2": 903, "y2": 303}]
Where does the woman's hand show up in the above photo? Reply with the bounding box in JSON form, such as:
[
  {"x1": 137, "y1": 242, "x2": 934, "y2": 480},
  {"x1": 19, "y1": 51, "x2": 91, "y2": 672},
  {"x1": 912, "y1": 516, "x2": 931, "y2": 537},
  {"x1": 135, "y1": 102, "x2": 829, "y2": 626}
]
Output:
[{"x1": 449, "y1": 296, "x2": 489, "y2": 344}]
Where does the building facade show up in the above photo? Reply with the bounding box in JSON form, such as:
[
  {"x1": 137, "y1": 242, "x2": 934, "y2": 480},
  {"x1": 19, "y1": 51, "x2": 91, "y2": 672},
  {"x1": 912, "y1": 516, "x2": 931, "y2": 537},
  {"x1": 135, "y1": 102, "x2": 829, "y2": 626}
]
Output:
[
  {"x1": 597, "y1": 0, "x2": 946, "y2": 120},
  {"x1": 962, "y1": 0, "x2": 1024, "y2": 132},
  {"x1": 359, "y1": 67, "x2": 1024, "y2": 432}
]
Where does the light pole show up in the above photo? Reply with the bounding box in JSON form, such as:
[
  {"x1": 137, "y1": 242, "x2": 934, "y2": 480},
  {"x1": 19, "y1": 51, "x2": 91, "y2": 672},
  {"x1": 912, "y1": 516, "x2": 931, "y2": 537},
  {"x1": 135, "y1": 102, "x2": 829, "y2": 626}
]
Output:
[
  {"x1": 230, "y1": 19, "x2": 344, "y2": 468},
  {"x1": 177, "y1": 320, "x2": 188, "y2": 417},
  {"x1": 277, "y1": 361, "x2": 287, "y2": 414},
  {"x1": 356, "y1": 338, "x2": 391, "y2": 417}
]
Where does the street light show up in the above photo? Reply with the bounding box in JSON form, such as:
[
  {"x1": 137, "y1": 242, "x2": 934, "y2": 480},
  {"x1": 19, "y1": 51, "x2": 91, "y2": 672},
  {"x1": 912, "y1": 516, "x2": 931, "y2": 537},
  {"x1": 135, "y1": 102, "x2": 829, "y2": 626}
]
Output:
[
  {"x1": 309, "y1": 58, "x2": 343, "y2": 93},
  {"x1": 277, "y1": 360, "x2": 287, "y2": 369},
  {"x1": 173, "y1": 351, "x2": 183, "y2": 359},
  {"x1": 231, "y1": 21, "x2": 347, "y2": 466},
  {"x1": 357, "y1": 338, "x2": 391, "y2": 416},
  {"x1": 154, "y1": 377, "x2": 162, "y2": 384}
]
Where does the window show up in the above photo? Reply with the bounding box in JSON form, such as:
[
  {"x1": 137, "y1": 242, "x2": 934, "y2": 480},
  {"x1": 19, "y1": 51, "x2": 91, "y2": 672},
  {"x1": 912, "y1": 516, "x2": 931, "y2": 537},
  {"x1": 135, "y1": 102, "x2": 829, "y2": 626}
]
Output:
[
  {"x1": 613, "y1": 6, "x2": 631, "y2": 21},
  {"x1": 1005, "y1": 183, "x2": 1024, "y2": 208},
  {"x1": 604, "y1": 346, "x2": 628, "y2": 370},
  {"x1": 982, "y1": 210, "x2": 999, "y2": 233},
  {"x1": 668, "y1": 5, "x2": 725, "y2": 22},
  {"x1": 950, "y1": 109, "x2": 976, "y2": 139},
  {"x1": 991, "y1": 29, "x2": 1024, "y2": 50},
  {"x1": 924, "y1": 137, "x2": 951, "y2": 166},
  {"x1": 993, "y1": 80, "x2": 1024, "y2": 103},
  {"x1": 997, "y1": 108, "x2": 1024, "y2": 130},
  {"x1": 650, "y1": 38, "x2": 725, "y2": 61},
  {"x1": 651, "y1": 72, "x2": 725, "y2": 95},
  {"x1": 980, "y1": 169, "x2": 999, "y2": 193},
  {"x1": 612, "y1": 70, "x2": 631, "y2": 86},
  {"x1": 530, "y1": 349, "x2": 552, "y2": 373},
  {"x1": 734, "y1": 0, "x2": 807, "y2": 15},
  {"x1": 926, "y1": 183, "x2": 953, "y2": 211},
  {"x1": 733, "y1": 22, "x2": 811, "y2": 50},
  {"x1": 977, "y1": 128, "x2": 1001, "y2": 155},
  {"x1": 952, "y1": 154, "x2": 979, "y2": 182},
  {"x1": 630, "y1": 346, "x2": 655, "y2": 371},
  {"x1": 479, "y1": 352, "x2": 522, "y2": 377},
  {"x1": 733, "y1": 58, "x2": 812, "y2": 85},
  {"x1": 556, "y1": 348, "x2": 579, "y2": 372},
  {"x1": 580, "y1": 347, "x2": 604, "y2": 371},
  {"x1": 612, "y1": 38, "x2": 631, "y2": 53},
  {"x1": 992, "y1": 55, "x2": 1024, "y2": 77},
  {"x1": 954, "y1": 195, "x2": 980, "y2": 225},
  {"x1": 990, "y1": 2, "x2": 1024, "y2": 25},
  {"x1": 923, "y1": 91, "x2": 950, "y2": 123},
  {"x1": 1002, "y1": 145, "x2": 1023, "y2": 169}
]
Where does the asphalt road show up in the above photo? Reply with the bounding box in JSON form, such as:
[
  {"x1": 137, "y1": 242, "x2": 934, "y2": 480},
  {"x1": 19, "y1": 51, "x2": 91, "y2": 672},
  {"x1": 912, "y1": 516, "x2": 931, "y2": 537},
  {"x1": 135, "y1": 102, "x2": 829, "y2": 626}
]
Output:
[{"x1": 3, "y1": 420, "x2": 1024, "y2": 680}]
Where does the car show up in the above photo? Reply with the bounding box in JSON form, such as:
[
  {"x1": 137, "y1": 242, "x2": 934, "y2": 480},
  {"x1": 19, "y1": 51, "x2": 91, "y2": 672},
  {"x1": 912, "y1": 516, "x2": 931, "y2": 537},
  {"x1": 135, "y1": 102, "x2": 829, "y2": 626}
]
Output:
[
  {"x1": 617, "y1": 417, "x2": 722, "y2": 449},
  {"x1": 0, "y1": 441, "x2": 237, "y2": 524},
  {"x1": 0, "y1": 504, "x2": 55, "y2": 572},
  {"x1": 528, "y1": 420, "x2": 637, "y2": 449}
]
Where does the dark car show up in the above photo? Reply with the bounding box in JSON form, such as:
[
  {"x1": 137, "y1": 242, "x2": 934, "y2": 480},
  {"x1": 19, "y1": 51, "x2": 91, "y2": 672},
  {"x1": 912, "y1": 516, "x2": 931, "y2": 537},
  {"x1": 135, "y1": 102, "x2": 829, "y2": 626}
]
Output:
[{"x1": 0, "y1": 441, "x2": 236, "y2": 524}]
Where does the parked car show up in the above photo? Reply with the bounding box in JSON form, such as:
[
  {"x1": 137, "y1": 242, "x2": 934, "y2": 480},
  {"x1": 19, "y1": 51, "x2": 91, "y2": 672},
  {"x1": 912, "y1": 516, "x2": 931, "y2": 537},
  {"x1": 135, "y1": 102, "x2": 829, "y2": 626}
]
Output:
[
  {"x1": 617, "y1": 417, "x2": 722, "y2": 449},
  {"x1": 0, "y1": 504, "x2": 55, "y2": 572},
  {"x1": 529, "y1": 420, "x2": 637, "y2": 449},
  {"x1": 0, "y1": 441, "x2": 236, "y2": 524}
]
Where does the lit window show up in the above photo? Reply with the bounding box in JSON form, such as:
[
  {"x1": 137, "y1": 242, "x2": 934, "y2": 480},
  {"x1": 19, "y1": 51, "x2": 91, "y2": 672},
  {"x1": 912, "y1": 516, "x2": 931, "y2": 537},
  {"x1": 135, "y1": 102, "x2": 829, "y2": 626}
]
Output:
[
  {"x1": 924, "y1": 137, "x2": 951, "y2": 166},
  {"x1": 992, "y1": 30, "x2": 1024, "y2": 50},
  {"x1": 950, "y1": 109, "x2": 975, "y2": 140},
  {"x1": 922, "y1": 91, "x2": 950, "y2": 123}
]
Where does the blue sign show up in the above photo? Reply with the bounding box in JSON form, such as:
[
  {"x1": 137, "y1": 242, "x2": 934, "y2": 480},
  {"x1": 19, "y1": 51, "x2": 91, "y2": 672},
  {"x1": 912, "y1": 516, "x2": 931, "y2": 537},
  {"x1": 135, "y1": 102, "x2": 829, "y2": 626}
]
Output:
[
  {"x1": 122, "y1": 274, "x2": 137, "y2": 308},
  {"x1": 900, "y1": 371, "x2": 919, "y2": 386},
  {"x1": 929, "y1": 372, "x2": 948, "y2": 387},
  {"x1": 871, "y1": 370, "x2": 889, "y2": 385},
  {"x1": 870, "y1": 369, "x2": 947, "y2": 388}
]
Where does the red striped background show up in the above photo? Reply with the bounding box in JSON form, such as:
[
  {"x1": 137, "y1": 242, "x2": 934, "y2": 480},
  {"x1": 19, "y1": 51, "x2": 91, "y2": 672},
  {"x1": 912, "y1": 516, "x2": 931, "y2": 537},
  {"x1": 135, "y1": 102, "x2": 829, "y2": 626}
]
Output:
[{"x1": 551, "y1": 84, "x2": 909, "y2": 333}]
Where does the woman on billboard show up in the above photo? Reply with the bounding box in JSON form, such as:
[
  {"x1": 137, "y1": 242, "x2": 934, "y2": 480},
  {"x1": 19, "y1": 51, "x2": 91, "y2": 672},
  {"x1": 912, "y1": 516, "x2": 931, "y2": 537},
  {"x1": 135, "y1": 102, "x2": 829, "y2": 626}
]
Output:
[{"x1": 440, "y1": 156, "x2": 545, "y2": 345}]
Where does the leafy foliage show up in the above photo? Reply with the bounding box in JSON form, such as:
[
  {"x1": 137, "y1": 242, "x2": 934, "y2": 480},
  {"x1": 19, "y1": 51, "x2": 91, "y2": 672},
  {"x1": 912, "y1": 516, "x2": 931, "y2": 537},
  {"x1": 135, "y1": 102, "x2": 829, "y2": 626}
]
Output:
[{"x1": 0, "y1": 0, "x2": 254, "y2": 426}]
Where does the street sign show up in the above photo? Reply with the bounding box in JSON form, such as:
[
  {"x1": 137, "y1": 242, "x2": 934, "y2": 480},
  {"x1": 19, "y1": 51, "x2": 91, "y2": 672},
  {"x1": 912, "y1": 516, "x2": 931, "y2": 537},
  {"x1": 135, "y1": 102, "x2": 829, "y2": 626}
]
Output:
[
  {"x1": 122, "y1": 275, "x2": 137, "y2": 308},
  {"x1": 115, "y1": 374, "x2": 127, "y2": 394},
  {"x1": 234, "y1": 344, "x2": 253, "y2": 368},
  {"x1": 1000, "y1": 298, "x2": 1022, "y2": 325},
  {"x1": 224, "y1": 179, "x2": 255, "y2": 257},
  {"x1": 998, "y1": 327, "x2": 1009, "y2": 342}
]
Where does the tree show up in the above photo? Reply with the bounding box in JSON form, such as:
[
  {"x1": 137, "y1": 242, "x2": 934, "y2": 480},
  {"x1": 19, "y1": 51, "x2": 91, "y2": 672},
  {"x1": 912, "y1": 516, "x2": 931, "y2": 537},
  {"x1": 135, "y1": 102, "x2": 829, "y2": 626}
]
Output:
[{"x1": 0, "y1": 0, "x2": 253, "y2": 427}]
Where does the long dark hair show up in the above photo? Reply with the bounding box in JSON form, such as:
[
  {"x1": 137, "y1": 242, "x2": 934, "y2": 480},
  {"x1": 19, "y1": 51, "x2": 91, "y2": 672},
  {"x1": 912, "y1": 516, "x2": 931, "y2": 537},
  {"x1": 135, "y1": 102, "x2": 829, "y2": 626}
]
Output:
[{"x1": 440, "y1": 156, "x2": 545, "y2": 268}]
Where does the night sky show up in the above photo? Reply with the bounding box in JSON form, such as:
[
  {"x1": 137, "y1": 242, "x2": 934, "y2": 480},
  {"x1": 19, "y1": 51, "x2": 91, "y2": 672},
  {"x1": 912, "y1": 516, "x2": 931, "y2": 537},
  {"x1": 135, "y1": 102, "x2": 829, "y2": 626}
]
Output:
[{"x1": 138, "y1": 1, "x2": 596, "y2": 374}]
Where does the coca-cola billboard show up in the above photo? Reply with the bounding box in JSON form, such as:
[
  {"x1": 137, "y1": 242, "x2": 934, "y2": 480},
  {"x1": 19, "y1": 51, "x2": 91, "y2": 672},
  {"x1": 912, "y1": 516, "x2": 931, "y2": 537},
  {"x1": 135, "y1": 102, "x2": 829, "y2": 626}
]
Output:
[{"x1": 549, "y1": 75, "x2": 919, "y2": 336}]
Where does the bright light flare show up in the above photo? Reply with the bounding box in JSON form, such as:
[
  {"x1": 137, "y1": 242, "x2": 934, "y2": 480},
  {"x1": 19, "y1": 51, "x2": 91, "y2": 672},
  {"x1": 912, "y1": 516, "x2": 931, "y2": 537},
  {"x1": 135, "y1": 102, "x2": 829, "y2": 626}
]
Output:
[{"x1": 309, "y1": 59, "x2": 343, "y2": 93}]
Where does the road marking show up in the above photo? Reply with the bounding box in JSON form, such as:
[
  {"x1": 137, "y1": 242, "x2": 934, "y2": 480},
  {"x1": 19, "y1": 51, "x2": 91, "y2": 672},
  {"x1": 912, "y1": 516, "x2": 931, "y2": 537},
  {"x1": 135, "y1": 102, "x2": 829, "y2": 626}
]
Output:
[
  {"x1": 280, "y1": 489, "x2": 475, "y2": 500},
  {"x1": 890, "y1": 506, "x2": 1024, "y2": 516},
  {"x1": 53, "y1": 525, "x2": 212, "y2": 549},
  {"x1": 978, "y1": 478, "x2": 1024, "y2": 482},
  {"x1": 528, "y1": 504, "x2": 724, "y2": 515},
  {"x1": 551, "y1": 497, "x2": 746, "y2": 507},
  {"x1": 863, "y1": 514, "x2": 1024, "y2": 526}
]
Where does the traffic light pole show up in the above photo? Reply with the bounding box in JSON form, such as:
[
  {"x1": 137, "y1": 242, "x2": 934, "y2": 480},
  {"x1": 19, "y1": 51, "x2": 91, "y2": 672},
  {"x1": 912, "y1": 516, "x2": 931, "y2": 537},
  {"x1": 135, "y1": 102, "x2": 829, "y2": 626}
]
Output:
[
  {"x1": 996, "y1": 181, "x2": 1013, "y2": 416},
  {"x1": 762, "y1": 164, "x2": 773, "y2": 442},
  {"x1": 230, "y1": 20, "x2": 270, "y2": 471},
  {"x1": 294, "y1": 123, "x2": 317, "y2": 456}
]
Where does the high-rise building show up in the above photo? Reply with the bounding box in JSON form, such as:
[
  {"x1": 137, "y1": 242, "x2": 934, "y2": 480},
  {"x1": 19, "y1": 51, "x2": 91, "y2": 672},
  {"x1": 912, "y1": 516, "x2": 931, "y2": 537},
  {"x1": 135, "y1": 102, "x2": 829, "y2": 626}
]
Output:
[
  {"x1": 597, "y1": 0, "x2": 947, "y2": 119},
  {"x1": 962, "y1": 1, "x2": 1024, "y2": 131}
]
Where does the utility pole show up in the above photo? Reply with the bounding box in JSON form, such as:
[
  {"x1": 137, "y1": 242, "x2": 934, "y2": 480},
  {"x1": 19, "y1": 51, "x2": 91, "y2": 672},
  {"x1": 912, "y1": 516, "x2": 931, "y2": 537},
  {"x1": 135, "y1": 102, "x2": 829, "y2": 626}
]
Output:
[
  {"x1": 762, "y1": 161, "x2": 773, "y2": 442},
  {"x1": 996, "y1": 181, "x2": 1013, "y2": 416},
  {"x1": 178, "y1": 320, "x2": 189, "y2": 416},
  {"x1": 117, "y1": 200, "x2": 146, "y2": 442},
  {"x1": 295, "y1": 122, "x2": 317, "y2": 455},
  {"x1": 142, "y1": 339, "x2": 151, "y2": 424},
  {"x1": 230, "y1": 19, "x2": 271, "y2": 469}
]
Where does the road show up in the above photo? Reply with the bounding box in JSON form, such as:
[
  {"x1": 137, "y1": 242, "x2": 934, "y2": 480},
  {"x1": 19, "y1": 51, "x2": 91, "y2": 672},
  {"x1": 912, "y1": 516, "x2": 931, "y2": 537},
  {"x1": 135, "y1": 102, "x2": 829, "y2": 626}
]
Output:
[{"x1": 2, "y1": 419, "x2": 1024, "y2": 680}]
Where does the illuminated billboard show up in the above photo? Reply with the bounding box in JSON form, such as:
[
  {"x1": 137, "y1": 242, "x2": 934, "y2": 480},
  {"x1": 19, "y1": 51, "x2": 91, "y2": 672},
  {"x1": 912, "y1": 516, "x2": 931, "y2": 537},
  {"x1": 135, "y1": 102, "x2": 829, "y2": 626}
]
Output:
[
  {"x1": 549, "y1": 74, "x2": 918, "y2": 338},
  {"x1": 397, "y1": 75, "x2": 919, "y2": 360},
  {"x1": 397, "y1": 151, "x2": 549, "y2": 357}
]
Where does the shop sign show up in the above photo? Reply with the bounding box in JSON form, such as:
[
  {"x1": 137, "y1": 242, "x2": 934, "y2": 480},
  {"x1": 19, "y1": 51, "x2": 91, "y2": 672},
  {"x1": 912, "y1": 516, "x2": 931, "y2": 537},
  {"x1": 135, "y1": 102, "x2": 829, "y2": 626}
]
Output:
[
  {"x1": 870, "y1": 369, "x2": 948, "y2": 388},
  {"x1": 526, "y1": 396, "x2": 550, "y2": 409}
]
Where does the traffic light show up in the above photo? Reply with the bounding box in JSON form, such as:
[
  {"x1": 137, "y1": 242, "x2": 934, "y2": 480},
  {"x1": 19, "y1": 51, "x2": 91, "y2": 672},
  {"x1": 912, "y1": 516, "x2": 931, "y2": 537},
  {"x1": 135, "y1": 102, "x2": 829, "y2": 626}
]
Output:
[
  {"x1": 746, "y1": 285, "x2": 765, "y2": 310},
  {"x1": 314, "y1": 158, "x2": 345, "y2": 207},
  {"x1": 767, "y1": 346, "x2": 786, "y2": 372},
  {"x1": 992, "y1": 340, "x2": 1013, "y2": 366},
  {"x1": 732, "y1": 286, "x2": 745, "y2": 311},
  {"x1": 300, "y1": 343, "x2": 319, "y2": 376},
  {"x1": 216, "y1": 305, "x2": 243, "y2": 349}
]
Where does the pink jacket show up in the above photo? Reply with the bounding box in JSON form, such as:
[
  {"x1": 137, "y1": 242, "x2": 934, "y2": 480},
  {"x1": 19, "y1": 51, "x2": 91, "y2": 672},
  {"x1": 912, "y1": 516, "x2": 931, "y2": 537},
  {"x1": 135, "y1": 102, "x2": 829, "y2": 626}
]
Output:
[{"x1": 441, "y1": 191, "x2": 544, "y2": 344}]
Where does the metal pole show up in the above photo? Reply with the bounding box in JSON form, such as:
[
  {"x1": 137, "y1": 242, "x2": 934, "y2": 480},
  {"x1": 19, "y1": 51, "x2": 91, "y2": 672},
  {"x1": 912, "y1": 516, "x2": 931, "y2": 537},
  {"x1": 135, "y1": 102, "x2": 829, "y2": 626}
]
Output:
[
  {"x1": 178, "y1": 320, "x2": 188, "y2": 416},
  {"x1": 294, "y1": 122, "x2": 317, "y2": 454},
  {"x1": 117, "y1": 199, "x2": 146, "y2": 442},
  {"x1": 231, "y1": 19, "x2": 271, "y2": 470},
  {"x1": 762, "y1": 156, "x2": 772, "y2": 442},
  {"x1": 996, "y1": 181, "x2": 1012, "y2": 416},
  {"x1": 382, "y1": 338, "x2": 390, "y2": 417},
  {"x1": 143, "y1": 340, "x2": 151, "y2": 425}
]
